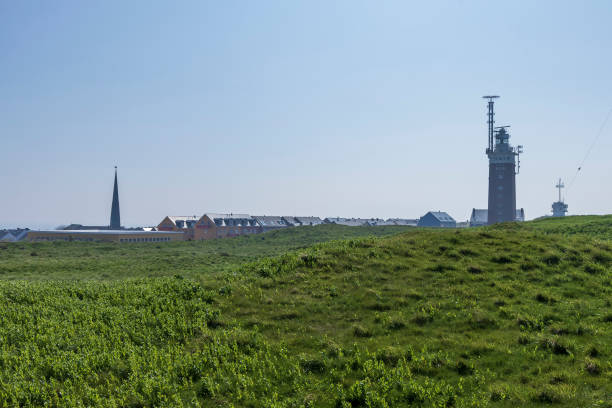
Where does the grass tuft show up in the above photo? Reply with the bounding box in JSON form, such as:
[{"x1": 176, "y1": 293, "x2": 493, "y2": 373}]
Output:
[{"x1": 352, "y1": 325, "x2": 372, "y2": 338}]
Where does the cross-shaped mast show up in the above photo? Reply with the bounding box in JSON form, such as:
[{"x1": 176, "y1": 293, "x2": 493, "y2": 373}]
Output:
[{"x1": 556, "y1": 178, "x2": 565, "y2": 203}]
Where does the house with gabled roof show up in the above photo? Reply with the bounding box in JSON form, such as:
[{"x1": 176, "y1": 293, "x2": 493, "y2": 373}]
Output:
[
  {"x1": 157, "y1": 215, "x2": 200, "y2": 240},
  {"x1": 367, "y1": 218, "x2": 395, "y2": 226},
  {"x1": 417, "y1": 211, "x2": 456, "y2": 228},
  {"x1": 387, "y1": 218, "x2": 419, "y2": 226},
  {"x1": 296, "y1": 216, "x2": 323, "y2": 226},
  {"x1": 194, "y1": 213, "x2": 260, "y2": 240},
  {"x1": 282, "y1": 216, "x2": 323, "y2": 226},
  {"x1": 0, "y1": 228, "x2": 30, "y2": 242},
  {"x1": 252, "y1": 216, "x2": 289, "y2": 232},
  {"x1": 0, "y1": 231, "x2": 16, "y2": 242},
  {"x1": 324, "y1": 217, "x2": 366, "y2": 226}
]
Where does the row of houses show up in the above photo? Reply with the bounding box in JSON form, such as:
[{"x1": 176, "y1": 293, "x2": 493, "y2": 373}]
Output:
[
  {"x1": 321, "y1": 217, "x2": 419, "y2": 227},
  {"x1": 156, "y1": 214, "x2": 419, "y2": 240},
  {"x1": 8, "y1": 209, "x2": 526, "y2": 244},
  {"x1": 322, "y1": 209, "x2": 525, "y2": 229},
  {"x1": 155, "y1": 208, "x2": 527, "y2": 241}
]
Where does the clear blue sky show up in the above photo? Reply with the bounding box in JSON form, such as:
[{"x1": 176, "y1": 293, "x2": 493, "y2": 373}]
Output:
[{"x1": 2, "y1": 0, "x2": 612, "y2": 228}]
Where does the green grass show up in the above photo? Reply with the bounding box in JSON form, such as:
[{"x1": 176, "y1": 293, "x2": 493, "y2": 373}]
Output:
[
  {"x1": 0, "y1": 224, "x2": 410, "y2": 280},
  {"x1": 528, "y1": 214, "x2": 612, "y2": 240},
  {"x1": 0, "y1": 221, "x2": 610, "y2": 407}
]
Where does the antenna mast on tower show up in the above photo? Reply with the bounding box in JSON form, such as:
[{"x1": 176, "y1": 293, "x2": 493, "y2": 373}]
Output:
[
  {"x1": 552, "y1": 178, "x2": 568, "y2": 217},
  {"x1": 556, "y1": 178, "x2": 565, "y2": 203},
  {"x1": 483, "y1": 95, "x2": 499, "y2": 152}
]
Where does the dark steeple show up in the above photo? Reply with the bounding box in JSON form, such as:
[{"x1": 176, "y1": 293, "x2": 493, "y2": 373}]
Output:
[{"x1": 110, "y1": 166, "x2": 121, "y2": 229}]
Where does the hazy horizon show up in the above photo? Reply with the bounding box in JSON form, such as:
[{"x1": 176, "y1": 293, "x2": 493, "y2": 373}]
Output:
[{"x1": 2, "y1": 1, "x2": 612, "y2": 229}]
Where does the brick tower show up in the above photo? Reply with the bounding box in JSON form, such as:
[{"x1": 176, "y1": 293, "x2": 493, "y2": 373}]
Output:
[{"x1": 483, "y1": 96, "x2": 523, "y2": 225}]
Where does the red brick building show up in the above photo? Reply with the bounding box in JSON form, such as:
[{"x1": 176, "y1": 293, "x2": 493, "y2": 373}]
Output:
[
  {"x1": 157, "y1": 215, "x2": 199, "y2": 240},
  {"x1": 193, "y1": 213, "x2": 261, "y2": 240}
]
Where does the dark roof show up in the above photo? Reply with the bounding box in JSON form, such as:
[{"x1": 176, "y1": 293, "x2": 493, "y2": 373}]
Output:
[
  {"x1": 1, "y1": 228, "x2": 30, "y2": 241},
  {"x1": 293, "y1": 216, "x2": 323, "y2": 225},
  {"x1": 470, "y1": 209, "x2": 488, "y2": 224},
  {"x1": 62, "y1": 224, "x2": 110, "y2": 230},
  {"x1": 204, "y1": 214, "x2": 257, "y2": 227},
  {"x1": 427, "y1": 212, "x2": 455, "y2": 223},
  {"x1": 281, "y1": 217, "x2": 300, "y2": 226},
  {"x1": 0, "y1": 231, "x2": 16, "y2": 241},
  {"x1": 387, "y1": 218, "x2": 418, "y2": 226},
  {"x1": 252, "y1": 216, "x2": 288, "y2": 227},
  {"x1": 324, "y1": 217, "x2": 370, "y2": 226},
  {"x1": 370, "y1": 220, "x2": 396, "y2": 226}
]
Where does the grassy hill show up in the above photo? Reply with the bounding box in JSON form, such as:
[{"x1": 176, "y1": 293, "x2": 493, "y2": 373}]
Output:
[
  {"x1": 528, "y1": 215, "x2": 612, "y2": 240},
  {"x1": 0, "y1": 224, "x2": 410, "y2": 280},
  {"x1": 0, "y1": 222, "x2": 610, "y2": 407}
]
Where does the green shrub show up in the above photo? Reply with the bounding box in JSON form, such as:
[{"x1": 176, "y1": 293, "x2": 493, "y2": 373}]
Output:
[
  {"x1": 541, "y1": 253, "x2": 561, "y2": 266},
  {"x1": 540, "y1": 337, "x2": 572, "y2": 355},
  {"x1": 535, "y1": 293, "x2": 556, "y2": 304},
  {"x1": 412, "y1": 313, "x2": 433, "y2": 326},
  {"x1": 352, "y1": 325, "x2": 372, "y2": 338},
  {"x1": 584, "y1": 262, "x2": 605, "y2": 274},
  {"x1": 517, "y1": 334, "x2": 531, "y2": 345},
  {"x1": 387, "y1": 319, "x2": 406, "y2": 330},
  {"x1": 533, "y1": 386, "x2": 563, "y2": 403},
  {"x1": 300, "y1": 357, "x2": 326, "y2": 374},
  {"x1": 584, "y1": 360, "x2": 601, "y2": 375}
]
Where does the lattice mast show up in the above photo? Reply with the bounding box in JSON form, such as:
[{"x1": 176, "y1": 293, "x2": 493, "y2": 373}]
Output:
[{"x1": 483, "y1": 95, "x2": 499, "y2": 152}]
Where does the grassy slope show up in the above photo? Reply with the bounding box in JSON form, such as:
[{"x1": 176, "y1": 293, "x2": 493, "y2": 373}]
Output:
[
  {"x1": 528, "y1": 214, "x2": 612, "y2": 240},
  {"x1": 0, "y1": 222, "x2": 610, "y2": 407},
  {"x1": 0, "y1": 225, "x2": 410, "y2": 280}
]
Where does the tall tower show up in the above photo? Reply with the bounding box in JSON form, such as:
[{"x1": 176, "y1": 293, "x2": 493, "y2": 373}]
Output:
[
  {"x1": 551, "y1": 178, "x2": 568, "y2": 217},
  {"x1": 110, "y1": 166, "x2": 121, "y2": 229},
  {"x1": 483, "y1": 96, "x2": 523, "y2": 225}
]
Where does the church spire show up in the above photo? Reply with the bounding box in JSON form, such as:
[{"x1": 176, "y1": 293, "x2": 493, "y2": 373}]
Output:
[{"x1": 110, "y1": 166, "x2": 121, "y2": 229}]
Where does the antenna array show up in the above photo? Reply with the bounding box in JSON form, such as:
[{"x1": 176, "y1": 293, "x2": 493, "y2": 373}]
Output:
[{"x1": 482, "y1": 95, "x2": 499, "y2": 151}]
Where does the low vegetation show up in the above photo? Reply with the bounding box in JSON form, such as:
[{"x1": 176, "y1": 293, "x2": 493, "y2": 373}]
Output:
[
  {"x1": 528, "y1": 214, "x2": 612, "y2": 240},
  {"x1": 0, "y1": 224, "x2": 409, "y2": 280},
  {"x1": 0, "y1": 220, "x2": 610, "y2": 406}
]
